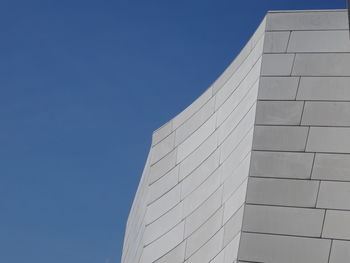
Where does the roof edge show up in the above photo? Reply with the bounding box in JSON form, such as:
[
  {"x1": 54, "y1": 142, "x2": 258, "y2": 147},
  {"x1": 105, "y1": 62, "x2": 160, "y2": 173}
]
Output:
[{"x1": 268, "y1": 9, "x2": 347, "y2": 13}]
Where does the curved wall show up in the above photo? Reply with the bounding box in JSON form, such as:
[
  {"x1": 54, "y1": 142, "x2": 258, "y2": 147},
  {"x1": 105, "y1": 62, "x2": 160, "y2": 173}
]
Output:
[
  {"x1": 122, "y1": 9, "x2": 350, "y2": 263},
  {"x1": 121, "y1": 14, "x2": 265, "y2": 263}
]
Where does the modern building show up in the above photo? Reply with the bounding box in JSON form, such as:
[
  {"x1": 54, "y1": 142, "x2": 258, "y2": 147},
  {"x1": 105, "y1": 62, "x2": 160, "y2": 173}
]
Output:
[{"x1": 121, "y1": 9, "x2": 350, "y2": 263}]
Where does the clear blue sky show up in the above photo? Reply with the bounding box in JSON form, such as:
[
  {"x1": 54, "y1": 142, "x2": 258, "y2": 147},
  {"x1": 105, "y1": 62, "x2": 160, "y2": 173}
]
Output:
[{"x1": 0, "y1": 0, "x2": 345, "y2": 262}]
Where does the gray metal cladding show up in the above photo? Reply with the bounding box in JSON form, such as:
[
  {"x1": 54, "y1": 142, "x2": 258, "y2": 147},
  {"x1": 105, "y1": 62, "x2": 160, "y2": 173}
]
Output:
[{"x1": 122, "y1": 9, "x2": 350, "y2": 263}]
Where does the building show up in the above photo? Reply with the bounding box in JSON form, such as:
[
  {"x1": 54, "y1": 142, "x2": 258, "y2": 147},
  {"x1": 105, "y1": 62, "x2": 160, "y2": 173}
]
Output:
[{"x1": 121, "y1": 9, "x2": 350, "y2": 263}]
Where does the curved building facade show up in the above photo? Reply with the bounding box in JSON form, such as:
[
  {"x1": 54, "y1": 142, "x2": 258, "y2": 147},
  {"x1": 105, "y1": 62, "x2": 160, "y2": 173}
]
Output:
[{"x1": 122, "y1": 10, "x2": 350, "y2": 263}]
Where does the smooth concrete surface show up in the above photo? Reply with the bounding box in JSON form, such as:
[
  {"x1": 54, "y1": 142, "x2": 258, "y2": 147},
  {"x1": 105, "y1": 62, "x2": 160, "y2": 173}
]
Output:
[{"x1": 122, "y1": 9, "x2": 350, "y2": 263}]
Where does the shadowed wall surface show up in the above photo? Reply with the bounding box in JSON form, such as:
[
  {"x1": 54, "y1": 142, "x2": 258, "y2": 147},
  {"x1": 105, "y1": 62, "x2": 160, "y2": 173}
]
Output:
[{"x1": 122, "y1": 10, "x2": 350, "y2": 263}]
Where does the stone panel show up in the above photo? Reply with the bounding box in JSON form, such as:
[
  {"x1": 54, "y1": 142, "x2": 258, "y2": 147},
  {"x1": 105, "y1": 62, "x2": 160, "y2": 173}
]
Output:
[
  {"x1": 292, "y1": 53, "x2": 350, "y2": 76},
  {"x1": 266, "y1": 11, "x2": 348, "y2": 31},
  {"x1": 141, "y1": 221, "x2": 185, "y2": 263},
  {"x1": 223, "y1": 153, "x2": 251, "y2": 202},
  {"x1": 175, "y1": 97, "x2": 215, "y2": 145},
  {"x1": 217, "y1": 82, "x2": 258, "y2": 144},
  {"x1": 223, "y1": 233, "x2": 241, "y2": 263},
  {"x1": 178, "y1": 132, "x2": 217, "y2": 181},
  {"x1": 329, "y1": 240, "x2": 350, "y2": 263},
  {"x1": 152, "y1": 121, "x2": 172, "y2": 146},
  {"x1": 238, "y1": 232, "x2": 331, "y2": 263},
  {"x1": 253, "y1": 126, "x2": 309, "y2": 151},
  {"x1": 149, "y1": 150, "x2": 177, "y2": 184},
  {"x1": 221, "y1": 129, "x2": 254, "y2": 179},
  {"x1": 210, "y1": 250, "x2": 224, "y2": 263},
  {"x1": 145, "y1": 183, "x2": 181, "y2": 224},
  {"x1": 243, "y1": 205, "x2": 324, "y2": 237},
  {"x1": 317, "y1": 181, "x2": 350, "y2": 210},
  {"x1": 223, "y1": 206, "x2": 244, "y2": 246},
  {"x1": 297, "y1": 77, "x2": 350, "y2": 101},
  {"x1": 144, "y1": 202, "x2": 183, "y2": 245},
  {"x1": 212, "y1": 40, "x2": 252, "y2": 95},
  {"x1": 258, "y1": 76, "x2": 299, "y2": 100},
  {"x1": 306, "y1": 127, "x2": 350, "y2": 153},
  {"x1": 216, "y1": 55, "x2": 260, "y2": 122},
  {"x1": 184, "y1": 187, "x2": 223, "y2": 238},
  {"x1": 215, "y1": 50, "x2": 262, "y2": 110},
  {"x1": 322, "y1": 210, "x2": 350, "y2": 239},
  {"x1": 181, "y1": 150, "x2": 220, "y2": 199},
  {"x1": 287, "y1": 30, "x2": 350, "y2": 53},
  {"x1": 263, "y1": 31, "x2": 290, "y2": 53},
  {"x1": 302, "y1": 102, "x2": 350, "y2": 126},
  {"x1": 255, "y1": 101, "x2": 304, "y2": 125},
  {"x1": 312, "y1": 153, "x2": 350, "y2": 181},
  {"x1": 151, "y1": 132, "x2": 175, "y2": 164},
  {"x1": 250, "y1": 151, "x2": 314, "y2": 179},
  {"x1": 185, "y1": 229, "x2": 224, "y2": 263},
  {"x1": 185, "y1": 208, "x2": 223, "y2": 258},
  {"x1": 148, "y1": 166, "x2": 179, "y2": 204},
  {"x1": 220, "y1": 105, "x2": 256, "y2": 161},
  {"x1": 173, "y1": 88, "x2": 212, "y2": 130},
  {"x1": 177, "y1": 114, "x2": 216, "y2": 163},
  {"x1": 246, "y1": 178, "x2": 319, "y2": 207},
  {"x1": 223, "y1": 179, "x2": 248, "y2": 223},
  {"x1": 261, "y1": 54, "x2": 295, "y2": 76},
  {"x1": 183, "y1": 167, "x2": 221, "y2": 217},
  {"x1": 154, "y1": 242, "x2": 186, "y2": 263}
]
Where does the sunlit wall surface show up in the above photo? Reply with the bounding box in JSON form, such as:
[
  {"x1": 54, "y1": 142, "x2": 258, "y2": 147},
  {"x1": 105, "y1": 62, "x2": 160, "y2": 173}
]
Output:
[{"x1": 122, "y1": 10, "x2": 350, "y2": 263}]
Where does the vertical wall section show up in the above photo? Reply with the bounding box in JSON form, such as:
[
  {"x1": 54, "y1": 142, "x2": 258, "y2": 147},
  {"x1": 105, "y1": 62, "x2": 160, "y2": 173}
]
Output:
[
  {"x1": 238, "y1": 9, "x2": 350, "y2": 263},
  {"x1": 122, "y1": 9, "x2": 350, "y2": 263}
]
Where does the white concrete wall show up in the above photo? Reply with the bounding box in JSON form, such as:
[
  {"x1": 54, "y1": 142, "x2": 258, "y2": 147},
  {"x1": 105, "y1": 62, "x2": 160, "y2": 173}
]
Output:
[{"x1": 122, "y1": 9, "x2": 350, "y2": 263}]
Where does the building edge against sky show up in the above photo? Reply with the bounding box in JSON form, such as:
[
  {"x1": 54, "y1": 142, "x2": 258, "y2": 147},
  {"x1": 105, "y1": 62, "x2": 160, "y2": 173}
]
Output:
[{"x1": 122, "y1": 9, "x2": 350, "y2": 263}]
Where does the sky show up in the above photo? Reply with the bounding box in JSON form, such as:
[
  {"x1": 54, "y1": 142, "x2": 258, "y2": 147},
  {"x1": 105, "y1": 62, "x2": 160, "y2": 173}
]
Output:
[{"x1": 0, "y1": 0, "x2": 346, "y2": 262}]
